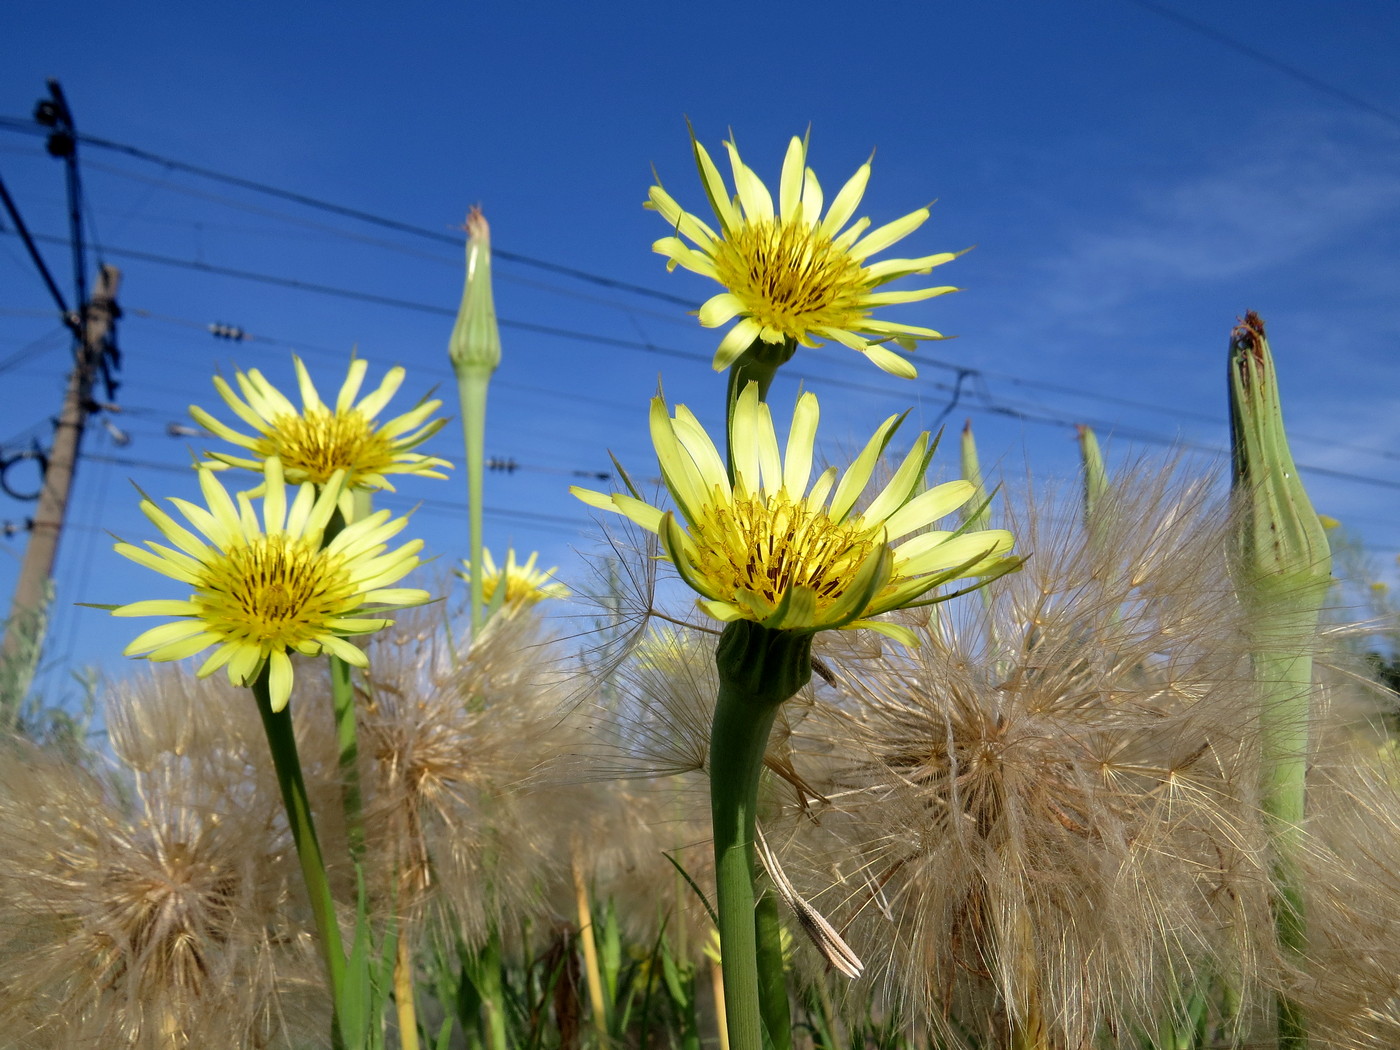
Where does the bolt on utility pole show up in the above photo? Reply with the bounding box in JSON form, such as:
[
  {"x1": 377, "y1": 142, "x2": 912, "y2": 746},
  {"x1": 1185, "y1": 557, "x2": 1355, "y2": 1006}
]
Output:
[{"x1": 0, "y1": 264, "x2": 123, "y2": 685}]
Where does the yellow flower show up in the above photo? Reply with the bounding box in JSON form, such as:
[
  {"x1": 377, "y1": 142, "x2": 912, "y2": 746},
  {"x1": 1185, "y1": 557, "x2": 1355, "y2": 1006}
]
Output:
[
  {"x1": 648, "y1": 131, "x2": 962, "y2": 379},
  {"x1": 455, "y1": 548, "x2": 570, "y2": 611},
  {"x1": 109, "y1": 458, "x2": 429, "y2": 711},
  {"x1": 190, "y1": 355, "x2": 451, "y2": 518},
  {"x1": 573, "y1": 384, "x2": 1017, "y2": 647}
]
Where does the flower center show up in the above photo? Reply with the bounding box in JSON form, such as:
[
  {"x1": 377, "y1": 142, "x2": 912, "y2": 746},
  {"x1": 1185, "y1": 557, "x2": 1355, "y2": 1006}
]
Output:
[
  {"x1": 713, "y1": 219, "x2": 867, "y2": 337},
  {"x1": 691, "y1": 490, "x2": 880, "y2": 611},
  {"x1": 256, "y1": 407, "x2": 396, "y2": 485},
  {"x1": 195, "y1": 535, "x2": 353, "y2": 647}
]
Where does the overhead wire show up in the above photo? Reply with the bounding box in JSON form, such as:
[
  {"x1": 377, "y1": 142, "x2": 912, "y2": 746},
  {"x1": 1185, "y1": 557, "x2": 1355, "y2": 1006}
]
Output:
[
  {"x1": 2, "y1": 115, "x2": 1397, "y2": 500},
  {"x1": 80, "y1": 453, "x2": 587, "y2": 536},
  {"x1": 0, "y1": 170, "x2": 74, "y2": 324},
  {"x1": 12, "y1": 232, "x2": 970, "y2": 406},
  {"x1": 0, "y1": 116, "x2": 698, "y2": 308},
  {"x1": 13, "y1": 230, "x2": 1392, "y2": 496},
  {"x1": 1121, "y1": 0, "x2": 1400, "y2": 135},
  {"x1": 9, "y1": 118, "x2": 1396, "y2": 458},
  {"x1": 0, "y1": 325, "x2": 68, "y2": 375}
]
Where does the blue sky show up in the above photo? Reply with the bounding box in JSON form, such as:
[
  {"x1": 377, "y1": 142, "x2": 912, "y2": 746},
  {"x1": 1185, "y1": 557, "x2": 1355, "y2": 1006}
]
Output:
[{"x1": 3, "y1": 0, "x2": 1398, "y2": 703}]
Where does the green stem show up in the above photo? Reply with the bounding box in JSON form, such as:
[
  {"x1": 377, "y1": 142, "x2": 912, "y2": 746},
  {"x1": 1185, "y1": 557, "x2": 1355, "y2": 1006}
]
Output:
[
  {"x1": 1256, "y1": 644, "x2": 1313, "y2": 1050},
  {"x1": 320, "y1": 508, "x2": 365, "y2": 863},
  {"x1": 710, "y1": 621, "x2": 811, "y2": 1050},
  {"x1": 252, "y1": 665, "x2": 347, "y2": 1049},
  {"x1": 456, "y1": 367, "x2": 490, "y2": 636},
  {"x1": 479, "y1": 928, "x2": 509, "y2": 1050},
  {"x1": 329, "y1": 655, "x2": 365, "y2": 862},
  {"x1": 754, "y1": 891, "x2": 791, "y2": 1050}
]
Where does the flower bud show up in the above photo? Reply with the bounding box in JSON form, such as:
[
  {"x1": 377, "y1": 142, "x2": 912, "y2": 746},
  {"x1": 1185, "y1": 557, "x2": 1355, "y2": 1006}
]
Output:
[
  {"x1": 1227, "y1": 311, "x2": 1331, "y2": 637},
  {"x1": 1076, "y1": 424, "x2": 1108, "y2": 525},
  {"x1": 448, "y1": 206, "x2": 501, "y2": 377},
  {"x1": 959, "y1": 419, "x2": 991, "y2": 532}
]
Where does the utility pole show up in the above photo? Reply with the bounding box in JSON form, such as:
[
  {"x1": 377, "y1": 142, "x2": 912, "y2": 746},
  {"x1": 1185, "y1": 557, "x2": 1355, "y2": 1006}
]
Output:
[
  {"x1": 0, "y1": 265, "x2": 122, "y2": 671},
  {"x1": 1, "y1": 80, "x2": 123, "y2": 708}
]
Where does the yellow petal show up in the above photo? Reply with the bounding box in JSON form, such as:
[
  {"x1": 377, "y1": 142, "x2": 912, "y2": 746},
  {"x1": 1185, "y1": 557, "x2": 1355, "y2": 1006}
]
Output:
[
  {"x1": 335, "y1": 356, "x2": 370, "y2": 413},
  {"x1": 267, "y1": 650, "x2": 294, "y2": 711},
  {"x1": 712, "y1": 318, "x2": 762, "y2": 371},
  {"x1": 801, "y1": 167, "x2": 823, "y2": 223},
  {"x1": 830, "y1": 414, "x2": 902, "y2": 520},
  {"x1": 862, "y1": 435, "x2": 931, "y2": 524},
  {"x1": 698, "y1": 292, "x2": 745, "y2": 328},
  {"x1": 778, "y1": 136, "x2": 806, "y2": 223},
  {"x1": 819, "y1": 161, "x2": 870, "y2": 236},
  {"x1": 726, "y1": 140, "x2": 774, "y2": 222},
  {"x1": 293, "y1": 355, "x2": 325, "y2": 412},
  {"x1": 861, "y1": 343, "x2": 919, "y2": 379},
  {"x1": 782, "y1": 392, "x2": 820, "y2": 496},
  {"x1": 114, "y1": 542, "x2": 204, "y2": 585},
  {"x1": 848, "y1": 208, "x2": 929, "y2": 262},
  {"x1": 691, "y1": 136, "x2": 740, "y2": 233},
  {"x1": 882, "y1": 480, "x2": 975, "y2": 540},
  {"x1": 843, "y1": 617, "x2": 918, "y2": 648},
  {"x1": 355, "y1": 365, "x2": 406, "y2": 419},
  {"x1": 124, "y1": 618, "x2": 211, "y2": 654},
  {"x1": 145, "y1": 631, "x2": 222, "y2": 662},
  {"x1": 111, "y1": 599, "x2": 199, "y2": 618}
]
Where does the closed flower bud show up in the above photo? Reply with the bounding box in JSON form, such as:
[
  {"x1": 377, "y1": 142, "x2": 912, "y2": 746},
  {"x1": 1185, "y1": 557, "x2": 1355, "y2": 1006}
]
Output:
[
  {"x1": 448, "y1": 206, "x2": 501, "y2": 377},
  {"x1": 1228, "y1": 311, "x2": 1332, "y2": 627}
]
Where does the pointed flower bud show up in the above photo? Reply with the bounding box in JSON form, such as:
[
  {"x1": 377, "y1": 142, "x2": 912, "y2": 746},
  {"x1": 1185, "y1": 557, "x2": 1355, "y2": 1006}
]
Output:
[
  {"x1": 448, "y1": 206, "x2": 501, "y2": 378},
  {"x1": 958, "y1": 419, "x2": 991, "y2": 532},
  {"x1": 1227, "y1": 311, "x2": 1332, "y2": 625},
  {"x1": 1076, "y1": 424, "x2": 1109, "y2": 525}
]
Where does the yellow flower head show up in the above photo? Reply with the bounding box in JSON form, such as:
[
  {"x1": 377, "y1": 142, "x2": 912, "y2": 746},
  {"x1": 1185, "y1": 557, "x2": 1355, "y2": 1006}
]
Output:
[
  {"x1": 455, "y1": 548, "x2": 570, "y2": 611},
  {"x1": 573, "y1": 384, "x2": 1017, "y2": 647},
  {"x1": 190, "y1": 355, "x2": 451, "y2": 518},
  {"x1": 109, "y1": 458, "x2": 429, "y2": 711},
  {"x1": 648, "y1": 131, "x2": 963, "y2": 379}
]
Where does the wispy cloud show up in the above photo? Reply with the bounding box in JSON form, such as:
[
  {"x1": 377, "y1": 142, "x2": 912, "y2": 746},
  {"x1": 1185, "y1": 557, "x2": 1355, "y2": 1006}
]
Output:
[{"x1": 1035, "y1": 111, "x2": 1400, "y2": 322}]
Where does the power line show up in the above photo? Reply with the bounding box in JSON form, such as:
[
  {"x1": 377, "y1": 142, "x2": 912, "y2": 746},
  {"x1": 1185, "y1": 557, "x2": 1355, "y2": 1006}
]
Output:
[
  {"x1": 14, "y1": 119, "x2": 1395, "y2": 463},
  {"x1": 124, "y1": 308, "x2": 648, "y2": 418},
  {"x1": 0, "y1": 325, "x2": 68, "y2": 375},
  {"x1": 0, "y1": 171, "x2": 74, "y2": 325},
  {"x1": 82, "y1": 454, "x2": 587, "y2": 536},
  {"x1": 1122, "y1": 0, "x2": 1400, "y2": 134},
  {"x1": 979, "y1": 395, "x2": 1400, "y2": 493},
  {"x1": 13, "y1": 221, "x2": 1398, "y2": 503},
  {"x1": 26, "y1": 232, "x2": 1399, "y2": 495},
  {"x1": 8, "y1": 230, "x2": 974, "y2": 407},
  {"x1": 6, "y1": 126, "x2": 1396, "y2": 495},
  {"x1": 79, "y1": 156, "x2": 701, "y2": 327},
  {"x1": 0, "y1": 116, "x2": 697, "y2": 308}
]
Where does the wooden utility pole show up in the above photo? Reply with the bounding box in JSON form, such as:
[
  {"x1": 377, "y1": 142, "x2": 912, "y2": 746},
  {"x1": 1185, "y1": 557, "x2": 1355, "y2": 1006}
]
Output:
[{"x1": 0, "y1": 264, "x2": 122, "y2": 677}]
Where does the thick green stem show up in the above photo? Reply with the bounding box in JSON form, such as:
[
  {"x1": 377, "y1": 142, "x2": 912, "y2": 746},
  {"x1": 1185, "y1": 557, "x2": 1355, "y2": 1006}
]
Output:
[
  {"x1": 1256, "y1": 642, "x2": 1314, "y2": 1050},
  {"x1": 710, "y1": 621, "x2": 811, "y2": 1050},
  {"x1": 456, "y1": 368, "x2": 490, "y2": 636},
  {"x1": 252, "y1": 666, "x2": 347, "y2": 1049}
]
